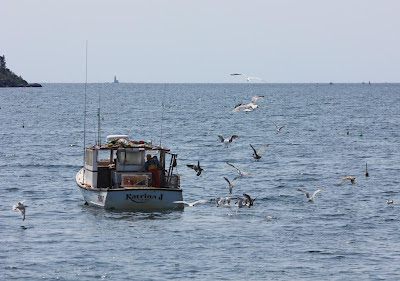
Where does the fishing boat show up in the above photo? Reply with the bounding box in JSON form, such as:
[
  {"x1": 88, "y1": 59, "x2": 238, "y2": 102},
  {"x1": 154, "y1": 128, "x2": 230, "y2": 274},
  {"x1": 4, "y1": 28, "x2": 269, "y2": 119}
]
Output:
[
  {"x1": 76, "y1": 45, "x2": 182, "y2": 210},
  {"x1": 76, "y1": 135, "x2": 183, "y2": 210}
]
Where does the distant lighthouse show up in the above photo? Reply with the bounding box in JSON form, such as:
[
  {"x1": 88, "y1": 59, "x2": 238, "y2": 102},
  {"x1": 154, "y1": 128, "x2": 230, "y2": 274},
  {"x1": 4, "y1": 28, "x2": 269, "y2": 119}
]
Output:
[{"x1": 113, "y1": 75, "x2": 119, "y2": 83}]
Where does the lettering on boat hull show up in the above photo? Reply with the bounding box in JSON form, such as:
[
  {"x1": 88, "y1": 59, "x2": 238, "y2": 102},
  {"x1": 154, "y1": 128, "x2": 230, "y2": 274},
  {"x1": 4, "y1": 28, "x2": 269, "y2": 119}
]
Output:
[
  {"x1": 126, "y1": 194, "x2": 163, "y2": 203},
  {"x1": 98, "y1": 194, "x2": 105, "y2": 203}
]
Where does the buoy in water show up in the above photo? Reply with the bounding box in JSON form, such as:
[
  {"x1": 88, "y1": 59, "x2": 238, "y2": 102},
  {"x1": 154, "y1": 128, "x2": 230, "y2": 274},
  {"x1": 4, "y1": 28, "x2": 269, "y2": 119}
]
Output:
[{"x1": 365, "y1": 162, "x2": 369, "y2": 177}]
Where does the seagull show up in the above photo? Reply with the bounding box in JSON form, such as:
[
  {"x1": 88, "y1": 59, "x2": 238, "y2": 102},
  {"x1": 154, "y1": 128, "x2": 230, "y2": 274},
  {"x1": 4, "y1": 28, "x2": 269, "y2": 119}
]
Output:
[
  {"x1": 297, "y1": 188, "x2": 323, "y2": 202},
  {"x1": 215, "y1": 197, "x2": 237, "y2": 207},
  {"x1": 173, "y1": 199, "x2": 208, "y2": 207},
  {"x1": 223, "y1": 176, "x2": 239, "y2": 194},
  {"x1": 232, "y1": 96, "x2": 264, "y2": 112},
  {"x1": 386, "y1": 199, "x2": 394, "y2": 205},
  {"x1": 224, "y1": 197, "x2": 236, "y2": 206},
  {"x1": 235, "y1": 197, "x2": 245, "y2": 208},
  {"x1": 249, "y1": 144, "x2": 270, "y2": 161},
  {"x1": 273, "y1": 122, "x2": 286, "y2": 133},
  {"x1": 338, "y1": 176, "x2": 356, "y2": 184},
  {"x1": 230, "y1": 73, "x2": 266, "y2": 82},
  {"x1": 187, "y1": 161, "x2": 203, "y2": 176},
  {"x1": 242, "y1": 193, "x2": 256, "y2": 207},
  {"x1": 218, "y1": 135, "x2": 238, "y2": 148},
  {"x1": 216, "y1": 197, "x2": 225, "y2": 207},
  {"x1": 226, "y1": 162, "x2": 253, "y2": 177},
  {"x1": 13, "y1": 200, "x2": 27, "y2": 221}
]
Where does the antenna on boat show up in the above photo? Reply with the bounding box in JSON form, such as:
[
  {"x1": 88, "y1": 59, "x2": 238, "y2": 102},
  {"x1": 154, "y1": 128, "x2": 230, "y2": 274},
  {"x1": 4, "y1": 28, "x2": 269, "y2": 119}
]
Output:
[
  {"x1": 97, "y1": 88, "x2": 101, "y2": 146},
  {"x1": 159, "y1": 83, "x2": 167, "y2": 146},
  {"x1": 83, "y1": 40, "x2": 88, "y2": 167}
]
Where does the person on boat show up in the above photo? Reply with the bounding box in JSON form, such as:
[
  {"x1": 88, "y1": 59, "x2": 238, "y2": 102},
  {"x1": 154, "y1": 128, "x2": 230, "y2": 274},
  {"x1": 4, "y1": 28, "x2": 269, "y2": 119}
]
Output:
[{"x1": 142, "y1": 154, "x2": 163, "y2": 188}]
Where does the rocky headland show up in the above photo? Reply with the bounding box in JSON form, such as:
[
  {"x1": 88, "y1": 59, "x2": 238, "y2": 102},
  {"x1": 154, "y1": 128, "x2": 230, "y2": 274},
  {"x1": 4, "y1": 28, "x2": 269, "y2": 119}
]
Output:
[{"x1": 0, "y1": 55, "x2": 42, "y2": 87}]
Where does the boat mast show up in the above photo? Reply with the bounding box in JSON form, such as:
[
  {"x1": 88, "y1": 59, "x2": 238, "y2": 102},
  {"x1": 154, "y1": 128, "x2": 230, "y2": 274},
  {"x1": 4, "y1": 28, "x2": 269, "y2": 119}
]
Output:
[
  {"x1": 83, "y1": 41, "x2": 88, "y2": 167},
  {"x1": 97, "y1": 95, "x2": 101, "y2": 146},
  {"x1": 159, "y1": 83, "x2": 166, "y2": 146}
]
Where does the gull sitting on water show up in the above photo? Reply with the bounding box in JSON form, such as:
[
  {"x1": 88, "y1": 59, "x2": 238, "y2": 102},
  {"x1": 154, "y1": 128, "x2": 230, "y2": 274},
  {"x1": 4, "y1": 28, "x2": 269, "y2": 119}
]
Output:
[
  {"x1": 235, "y1": 197, "x2": 245, "y2": 208},
  {"x1": 226, "y1": 162, "x2": 254, "y2": 177},
  {"x1": 386, "y1": 199, "x2": 394, "y2": 205},
  {"x1": 232, "y1": 95, "x2": 264, "y2": 112},
  {"x1": 218, "y1": 135, "x2": 238, "y2": 148},
  {"x1": 297, "y1": 188, "x2": 323, "y2": 202},
  {"x1": 273, "y1": 122, "x2": 287, "y2": 134},
  {"x1": 215, "y1": 197, "x2": 237, "y2": 207},
  {"x1": 249, "y1": 144, "x2": 270, "y2": 161},
  {"x1": 223, "y1": 176, "x2": 239, "y2": 194},
  {"x1": 173, "y1": 199, "x2": 208, "y2": 207},
  {"x1": 13, "y1": 200, "x2": 27, "y2": 221},
  {"x1": 230, "y1": 73, "x2": 266, "y2": 82},
  {"x1": 338, "y1": 176, "x2": 356, "y2": 184},
  {"x1": 187, "y1": 161, "x2": 203, "y2": 176}
]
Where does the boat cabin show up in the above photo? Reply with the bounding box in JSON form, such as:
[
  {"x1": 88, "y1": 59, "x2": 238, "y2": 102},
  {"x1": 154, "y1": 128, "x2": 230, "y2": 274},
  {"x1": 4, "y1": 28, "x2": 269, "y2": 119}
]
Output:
[{"x1": 82, "y1": 135, "x2": 179, "y2": 189}]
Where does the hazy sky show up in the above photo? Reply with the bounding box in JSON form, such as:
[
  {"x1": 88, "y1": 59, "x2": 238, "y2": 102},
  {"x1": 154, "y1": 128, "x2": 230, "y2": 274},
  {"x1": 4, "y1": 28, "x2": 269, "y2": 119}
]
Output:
[{"x1": 2, "y1": 0, "x2": 400, "y2": 83}]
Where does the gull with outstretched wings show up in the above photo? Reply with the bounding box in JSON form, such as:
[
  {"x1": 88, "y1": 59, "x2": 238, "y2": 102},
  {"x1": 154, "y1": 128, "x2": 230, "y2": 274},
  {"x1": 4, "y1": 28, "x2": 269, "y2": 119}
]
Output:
[
  {"x1": 173, "y1": 199, "x2": 208, "y2": 207},
  {"x1": 297, "y1": 188, "x2": 323, "y2": 202},
  {"x1": 187, "y1": 161, "x2": 203, "y2": 176},
  {"x1": 218, "y1": 135, "x2": 238, "y2": 148},
  {"x1": 232, "y1": 95, "x2": 264, "y2": 112},
  {"x1": 223, "y1": 176, "x2": 239, "y2": 194},
  {"x1": 230, "y1": 73, "x2": 266, "y2": 82},
  {"x1": 226, "y1": 162, "x2": 253, "y2": 177},
  {"x1": 249, "y1": 144, "x2": 270, "y2": 161},
  {"x1": 273, "y1": 122, "x2": 287, "y2": 133},
  {"x1": 13, "y1": 200, "x2": 27, "y2": 221},
  {"x1": 338, "y1": 176, "x2": 356, "y2": 184}
]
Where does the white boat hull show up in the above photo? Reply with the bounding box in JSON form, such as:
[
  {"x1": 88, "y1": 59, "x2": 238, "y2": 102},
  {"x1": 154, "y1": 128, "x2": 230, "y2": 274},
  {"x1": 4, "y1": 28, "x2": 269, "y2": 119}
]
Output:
[{"x1": 76, "y1": 169, "x2": 183, "y2": 210}]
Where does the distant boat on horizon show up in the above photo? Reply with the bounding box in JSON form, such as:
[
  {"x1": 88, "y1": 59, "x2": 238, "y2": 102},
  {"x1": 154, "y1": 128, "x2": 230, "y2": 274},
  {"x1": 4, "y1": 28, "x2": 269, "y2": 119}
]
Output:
[{"x1": 113, "y1": 75, "x2": 119, "y2": 83}]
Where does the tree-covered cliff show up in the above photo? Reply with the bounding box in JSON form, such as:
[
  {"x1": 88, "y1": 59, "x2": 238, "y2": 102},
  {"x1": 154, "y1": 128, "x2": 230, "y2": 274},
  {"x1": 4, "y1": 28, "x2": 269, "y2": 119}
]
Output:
[{"x1": 0, "y1": 55, "x2": 41, "y2": 87}]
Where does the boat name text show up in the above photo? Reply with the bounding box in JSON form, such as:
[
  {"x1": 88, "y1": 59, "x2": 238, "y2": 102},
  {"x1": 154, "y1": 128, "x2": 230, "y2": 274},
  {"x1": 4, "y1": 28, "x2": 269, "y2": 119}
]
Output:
[{"x1": 126, "y1": 194, "x2": 163, "y2": 203}]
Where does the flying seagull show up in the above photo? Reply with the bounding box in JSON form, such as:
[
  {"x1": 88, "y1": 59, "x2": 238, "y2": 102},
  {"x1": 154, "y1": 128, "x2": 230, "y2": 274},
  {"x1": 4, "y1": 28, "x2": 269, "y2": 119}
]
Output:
[
  {"x1": 218, "y1": 135, "x2": 238, "y2": 148},
  {"x1": 13, "y1": 200, "x2": 27, "y2": 221},
  {"x1": 232, "y1": 95, "x2": 264, "y2": 112},
  {"x1": 243, "y1": 193, "x2": 256, "y2": 207},
  {"x1": 273, "y1": 122, "x2": 287, "y2": 133},
  {"x1": 223, "y1": 176, "x2": 239, "y2": 194},
  {"x1": 173, "y1": 199, "x2": 208, "y2": 207},
  {"x1": 187, "y1": 161, "x2": 203, "y2": 176},
  {"x1": 338, "y1": 176, "x2": 356, "y2": 184},
  {"x1": 230, "y1": 73, "x2": 266, "y2": 82},
  {"x1": 226, "y1": 162, "x2": 253, "y2": 177},
  {"x1": 297, "y1": 188, "x2": 323, "y2": 202},
  {"x1": 249, "y1": 144, "x2": 270, "y2": 161}
]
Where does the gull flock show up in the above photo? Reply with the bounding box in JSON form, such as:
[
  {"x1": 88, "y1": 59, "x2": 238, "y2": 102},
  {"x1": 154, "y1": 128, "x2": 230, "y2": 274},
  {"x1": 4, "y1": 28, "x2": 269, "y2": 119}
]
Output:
[
  {"x1": 173, "y1": 77, "x2": 395, "y2": 213},
  {"x1": 11, "y1": 81, "x2": 394, "y2": 222}
]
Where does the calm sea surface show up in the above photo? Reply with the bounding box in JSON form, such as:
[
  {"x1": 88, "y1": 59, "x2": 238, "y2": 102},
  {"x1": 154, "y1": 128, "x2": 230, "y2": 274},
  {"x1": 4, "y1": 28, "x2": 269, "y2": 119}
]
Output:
[{"x1": 1, "y1": 83, "x2": 399, "y2": 280}]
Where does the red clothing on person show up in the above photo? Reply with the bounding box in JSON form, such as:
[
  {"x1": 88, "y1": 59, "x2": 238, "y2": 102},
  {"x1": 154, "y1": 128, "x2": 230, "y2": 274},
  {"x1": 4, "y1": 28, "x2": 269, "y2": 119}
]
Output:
[{"x1": 145, "y1": 158, "x2": 161, "y2": 187}]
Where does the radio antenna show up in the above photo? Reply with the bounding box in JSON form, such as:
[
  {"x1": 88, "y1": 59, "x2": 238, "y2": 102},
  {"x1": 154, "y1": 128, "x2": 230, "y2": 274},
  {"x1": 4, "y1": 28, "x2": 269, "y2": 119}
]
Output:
[
  {"x1": 83, "y1": 41, "x2": 88, "y2": 166},
  {"x1": 159, "y1": 83, "x2": 166, "y2": 146}
]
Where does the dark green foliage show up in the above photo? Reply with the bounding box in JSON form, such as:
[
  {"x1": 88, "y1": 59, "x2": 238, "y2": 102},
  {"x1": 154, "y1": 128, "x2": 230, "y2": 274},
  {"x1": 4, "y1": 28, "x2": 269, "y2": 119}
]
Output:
[{"x1": 0, "y1": 55, "x2": 29, "y2": 87}]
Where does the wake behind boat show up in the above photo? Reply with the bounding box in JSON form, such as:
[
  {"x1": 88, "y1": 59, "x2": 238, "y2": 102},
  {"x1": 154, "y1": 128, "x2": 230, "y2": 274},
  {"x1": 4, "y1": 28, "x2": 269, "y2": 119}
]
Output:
[{"x1": 76, "y1": 135, "x2": 183, "y2": 210}]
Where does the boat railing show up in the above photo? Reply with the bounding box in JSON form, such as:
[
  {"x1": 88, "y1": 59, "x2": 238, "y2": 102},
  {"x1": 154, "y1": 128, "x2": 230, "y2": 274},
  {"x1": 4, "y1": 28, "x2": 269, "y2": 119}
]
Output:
[{"x1": 166, "y1": 153, "x2": 178, "y2": 183}]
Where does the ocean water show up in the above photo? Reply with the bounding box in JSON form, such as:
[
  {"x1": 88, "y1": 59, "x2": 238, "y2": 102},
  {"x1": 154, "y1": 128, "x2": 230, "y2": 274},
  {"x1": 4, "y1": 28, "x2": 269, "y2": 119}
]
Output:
[{"x1": 0, "y1": 83, "x2": 399, "y2": 280}]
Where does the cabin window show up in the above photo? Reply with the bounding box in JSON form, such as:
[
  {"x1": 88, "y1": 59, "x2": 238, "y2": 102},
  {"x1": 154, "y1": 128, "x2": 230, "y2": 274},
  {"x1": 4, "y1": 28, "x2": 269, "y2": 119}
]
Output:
[
  {"x1": 118, "y1": 150, "x2": 143, "y2": 165},
  {"x1": 85, "y1": 150, "x2": 93, "y2": 165},
  {"x1": 97, "y1": 150, "x2": 112, "y2": 165}
]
